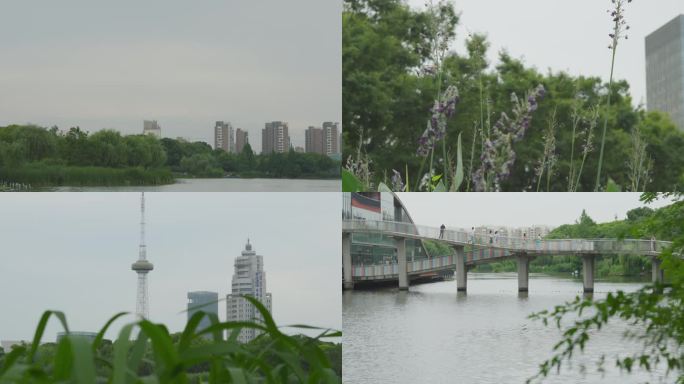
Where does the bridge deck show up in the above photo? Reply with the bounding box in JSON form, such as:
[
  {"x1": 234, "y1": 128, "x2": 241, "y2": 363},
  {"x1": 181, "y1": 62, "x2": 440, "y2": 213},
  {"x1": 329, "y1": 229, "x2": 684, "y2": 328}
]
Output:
[{"x1": 344, "y1": 220, "x2": 673, "y2": 281}]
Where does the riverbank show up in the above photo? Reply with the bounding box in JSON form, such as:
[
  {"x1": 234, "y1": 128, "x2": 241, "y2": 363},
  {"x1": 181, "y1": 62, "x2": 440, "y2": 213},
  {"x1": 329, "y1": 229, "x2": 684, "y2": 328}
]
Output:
[
  {"x1": 52, "y1": 177, "x2": 341, "y2": 192},
  {"x1": 0, "y1": 164, "x2": 174, "y2": 187}
]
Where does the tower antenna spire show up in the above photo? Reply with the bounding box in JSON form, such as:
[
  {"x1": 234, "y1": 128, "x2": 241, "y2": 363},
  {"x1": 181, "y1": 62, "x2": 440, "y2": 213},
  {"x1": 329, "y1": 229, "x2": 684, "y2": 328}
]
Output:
[{"x1": 132, "y1": 192, "x2": 153, "y2": 319}]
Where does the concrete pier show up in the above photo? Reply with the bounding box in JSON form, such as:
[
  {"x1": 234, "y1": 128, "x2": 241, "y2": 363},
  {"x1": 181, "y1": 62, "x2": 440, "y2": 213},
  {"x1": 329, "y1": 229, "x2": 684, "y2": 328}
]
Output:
[
  {"x1": 582, "y1": 255, "x2": 595, "y2": 293},
  {"x1": 396, "y1": 237, "x2": 408, "y2": 290},
  {"x1": 652, "y1": 257, "x2": 664, "y2": 284},
  {"x1": 455, "y1": 246, "x2": 467, "y2": 292},
  {"x1": 517, "y1": 254, "x2": 530, "y2": 292},
  {"x1": 342, "y1": 233, "x2": 353, "y2": 290}
]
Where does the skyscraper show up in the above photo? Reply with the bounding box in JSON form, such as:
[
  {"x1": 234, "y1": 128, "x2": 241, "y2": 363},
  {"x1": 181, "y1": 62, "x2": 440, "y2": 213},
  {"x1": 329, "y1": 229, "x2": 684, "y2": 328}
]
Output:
[
  {"x1": 215, "y1": 121, "x2": 235, "y2": 152},
  {"x1": 226, "y1": 239, "x2": 272, "y2": 343},
  {"x1": 646, "y1": 14, "x2": 684, "y2": 130},
  {"x1": 305, "y1": 126, "x2": 324, "y2": 154},
  {"x1": 131, "y1": 193, "x2": 153, "y2": 319},
  {"x1": 143, "y1": 120, "x2": 161, "y2": 138},
  {"x1": 235, "y1": 128, "x2": 248, "y2": 154},
  {"x1": 187, "y1": 291, "x2": 219, "y2": 338},
  {"x1": 322, "y1": 122, "x2": 339, "y2": 155},
  {"x1": 261, "y1": 121, "x2": 290, "y2": 154}
]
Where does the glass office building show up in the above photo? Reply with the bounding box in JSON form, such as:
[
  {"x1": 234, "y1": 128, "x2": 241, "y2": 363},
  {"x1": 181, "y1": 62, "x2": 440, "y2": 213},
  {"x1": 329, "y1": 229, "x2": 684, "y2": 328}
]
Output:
[
  {"x1": 342, "y1": 192, "x2": 427, "y2": 265},
  {"x1": 646, "y1": 14, "x2": 684, "y2": 130},
  {"x1": 187, "y1": 291, "x2": 219, "y2": 338}
]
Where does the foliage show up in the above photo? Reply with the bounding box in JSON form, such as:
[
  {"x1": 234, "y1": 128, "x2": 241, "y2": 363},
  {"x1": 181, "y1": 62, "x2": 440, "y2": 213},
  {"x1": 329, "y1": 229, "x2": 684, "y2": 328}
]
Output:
[
  {"x1": 342, "y1": 0, "x2": 684, "y2": 191},
  {"x1": 528, "y1": 194, "x2": 684, "y2": 383},
  {"x1": 0, "y1": 297, "x2": 341, "y2": 383},
  {"x1": 0, "y1": 164, "x2": 173, "y2": 187},
  {"x1": 0, "y1": 125, "x2": 340, "y2": 186}
]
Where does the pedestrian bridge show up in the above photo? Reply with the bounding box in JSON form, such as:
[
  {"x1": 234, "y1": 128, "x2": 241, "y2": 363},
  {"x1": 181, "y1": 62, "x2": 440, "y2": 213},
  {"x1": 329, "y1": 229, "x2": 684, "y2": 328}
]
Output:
[{"x1": 342, "y1": 220, "x2": 672, "y2": 293}]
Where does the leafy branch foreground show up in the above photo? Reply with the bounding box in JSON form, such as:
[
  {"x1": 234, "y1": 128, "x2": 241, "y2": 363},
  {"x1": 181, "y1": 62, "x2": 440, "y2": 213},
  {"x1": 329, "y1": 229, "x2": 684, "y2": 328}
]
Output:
[
  {"x1": 528, "y1": 194, "x2": 684, "y2": 383},
  {"x1": 0, "y1": 297, "x2": 341, "y2": 384}
]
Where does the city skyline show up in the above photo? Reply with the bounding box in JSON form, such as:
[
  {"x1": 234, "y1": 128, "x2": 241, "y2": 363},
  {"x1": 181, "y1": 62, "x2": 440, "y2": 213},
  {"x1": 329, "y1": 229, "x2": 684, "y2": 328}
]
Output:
[
  {"x1": 0, "y1": 193, "x2": 341, "y2": 341},
  {"x1": 405, "y1": 0, "x2": 684, "y2": 107},
  {"x1": 0, "y1": 0, "x2": 341, "y2": 152}
]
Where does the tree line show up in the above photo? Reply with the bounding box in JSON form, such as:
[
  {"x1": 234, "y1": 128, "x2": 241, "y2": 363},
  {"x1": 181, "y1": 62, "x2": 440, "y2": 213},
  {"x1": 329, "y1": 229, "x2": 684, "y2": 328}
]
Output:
[
  {"x1": 0, "y1": 125, "x2": 340, "y2": 185},
  {"x1": 343, "y1": 0, "x2": 684, "y2": 191}
]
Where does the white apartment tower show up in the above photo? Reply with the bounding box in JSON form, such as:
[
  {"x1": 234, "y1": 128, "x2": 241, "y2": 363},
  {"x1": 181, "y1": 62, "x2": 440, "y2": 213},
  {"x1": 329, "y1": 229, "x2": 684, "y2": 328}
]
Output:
[{"x1": 226, "y1": 239, "x2": 272, "y2": 343}]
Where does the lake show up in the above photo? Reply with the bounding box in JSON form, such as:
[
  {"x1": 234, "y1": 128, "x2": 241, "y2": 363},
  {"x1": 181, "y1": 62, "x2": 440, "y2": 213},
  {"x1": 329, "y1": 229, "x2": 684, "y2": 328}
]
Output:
[
  {"x1": 53, "y1": 178, "x2": 340, "y2": 192},
  {"x1": 343, "y1": 273, "x2": 667, "y2": 384}
]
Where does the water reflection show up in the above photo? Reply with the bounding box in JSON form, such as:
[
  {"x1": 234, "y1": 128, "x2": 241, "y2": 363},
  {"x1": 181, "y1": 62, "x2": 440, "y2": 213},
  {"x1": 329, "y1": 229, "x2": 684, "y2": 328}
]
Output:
[{"x1": 343, "y1": 273, "x2": 663, "y2": 384}]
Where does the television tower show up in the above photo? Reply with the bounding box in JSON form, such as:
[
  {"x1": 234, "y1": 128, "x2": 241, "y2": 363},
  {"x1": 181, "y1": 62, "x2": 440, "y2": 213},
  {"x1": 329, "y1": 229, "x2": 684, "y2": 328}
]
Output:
[{"x1": 131, "y1": 192, "x2": 153, "y2": 319}]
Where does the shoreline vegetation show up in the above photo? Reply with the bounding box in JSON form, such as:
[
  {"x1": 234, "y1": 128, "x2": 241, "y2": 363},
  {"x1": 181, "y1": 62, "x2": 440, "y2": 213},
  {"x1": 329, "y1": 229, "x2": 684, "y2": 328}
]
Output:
[
  {"x1": 422, "y1": 204, "x2": 667, "y2": 279},
  {"x1": 0, "y1": 124, "x2": 340, "y2": 189}
]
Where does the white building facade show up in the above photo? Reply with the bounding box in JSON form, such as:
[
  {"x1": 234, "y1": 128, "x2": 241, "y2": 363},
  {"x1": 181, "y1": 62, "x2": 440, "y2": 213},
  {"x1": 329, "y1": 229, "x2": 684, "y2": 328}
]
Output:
[{"x1": 226, "y1": 239, "x2": 272, "y2": 343}]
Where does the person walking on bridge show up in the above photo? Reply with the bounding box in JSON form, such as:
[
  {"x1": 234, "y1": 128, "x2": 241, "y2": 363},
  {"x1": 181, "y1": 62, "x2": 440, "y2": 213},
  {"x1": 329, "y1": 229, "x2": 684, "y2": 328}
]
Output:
[{"x1": 439, "y1": 224, "x2": 446, "y2": 239}]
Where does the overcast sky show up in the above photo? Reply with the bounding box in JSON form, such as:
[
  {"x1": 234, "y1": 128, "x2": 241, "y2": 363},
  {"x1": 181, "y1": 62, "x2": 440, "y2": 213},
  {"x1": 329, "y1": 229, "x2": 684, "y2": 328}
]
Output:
[
  {"x1": 397, "y1": 192, "x2": 674, "y2": 229},
  {"x1": 0, "y1": 193, "x2": 341, "y2": 342},
  {"x1": 0, "y1": 0, "x2": 341, "y2": 152},
  {"x1": 408, "y1": 0, "x2": 684, "y2": 106}
]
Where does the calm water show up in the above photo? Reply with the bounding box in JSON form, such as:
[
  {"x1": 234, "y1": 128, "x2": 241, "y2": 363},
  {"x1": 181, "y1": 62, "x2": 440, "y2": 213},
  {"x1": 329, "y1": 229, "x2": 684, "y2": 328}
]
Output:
[
  {"x1": 343, "y1": 273, "x2": 669, "y2": 384},
  {"x1": 53, "y1": 178, "x2": 340, "y2": 192}
]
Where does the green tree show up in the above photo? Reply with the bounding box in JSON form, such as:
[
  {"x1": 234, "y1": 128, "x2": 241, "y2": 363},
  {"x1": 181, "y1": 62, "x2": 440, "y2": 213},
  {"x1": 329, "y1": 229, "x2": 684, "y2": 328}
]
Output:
[{"x1": 529, "y1": 194, "x2": 684, "y2": 383}]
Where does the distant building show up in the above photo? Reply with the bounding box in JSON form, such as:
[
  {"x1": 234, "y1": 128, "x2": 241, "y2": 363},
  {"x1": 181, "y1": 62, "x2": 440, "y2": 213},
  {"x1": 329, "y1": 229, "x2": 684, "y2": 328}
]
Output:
[
  {"x1": 215, "y1": 121, "x2": 235, "y2": 152},
  {"x1": 305, "y1": 126, "x2": 324, "y2": 154},
  {"x1": 261, "y1": 121, "x2": 290, "y2": 154},
  {"x1": 306, "y1": 123, "x2": 340, "y2": 156},
  {"x1": 646, "y1": 14, "x2": 684, "y2": 130},
  {"x1": 56, "y1": 332, "x2": 98, "y2": 343},
  {"x1": 187, "y1": 291, "x2": 219, "y2": 338},
  {"x1": 322, "y1": 122, "x2": 340, "y2": 155},
  {"x1": 235, "y1": 128, "x2": 248, "y2": 154},
  {"x1": 143, "y1": 120, "x2": 161, "y2": 138},
  {"x1": 226, "y1": 239, "x2": 272, "y2": 343},
  {"x1": 295, "y1": 146, "x2": 305, "y2": 153}
]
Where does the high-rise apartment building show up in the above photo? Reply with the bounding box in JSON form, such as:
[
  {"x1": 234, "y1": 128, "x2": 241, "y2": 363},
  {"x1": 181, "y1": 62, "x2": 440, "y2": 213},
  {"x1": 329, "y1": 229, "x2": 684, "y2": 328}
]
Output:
[
  {"x1": 305, "y1": 126, "x2": 324, "y2": 154},
  {"x1": 215, "y1": 121, "x2": 235, "y2": 152},
  {"x1": 187, "y1": 291, "x2": 219, "y2": 338},
  {"x1": 322, "y1": 122, "x2": 339, "y2": 155},
  {"x1": 235, "y1": 128, "x2": 248, "y2": 154},
  {"x1": 143, "y1": 120, "x2": 161, "y2": 138},
  {"x1": 226, "y1": 240, "x2": 272, "y2": 343},
  {"x1": 646, "y1": 15, "x2": 684, "y2": 130},
  {"x1": 261, "y1": 121, "x2": 290, "y2": 154}
]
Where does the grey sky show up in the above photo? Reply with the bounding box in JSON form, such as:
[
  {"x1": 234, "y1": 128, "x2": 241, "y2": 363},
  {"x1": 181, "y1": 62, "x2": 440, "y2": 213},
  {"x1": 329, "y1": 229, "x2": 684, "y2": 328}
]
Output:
[
  {"x1": 396, "y1": 192, "x2": 674, "y2": 229},
  {"x1": 408, "y1": 0, "x2": 684, "y2": 106},
  {"x1": 0, "y1": 193, "x2": 341, "y2": 342},
  {"x1": 0, "y1": 0, "x2": 341, "y2": 152}
]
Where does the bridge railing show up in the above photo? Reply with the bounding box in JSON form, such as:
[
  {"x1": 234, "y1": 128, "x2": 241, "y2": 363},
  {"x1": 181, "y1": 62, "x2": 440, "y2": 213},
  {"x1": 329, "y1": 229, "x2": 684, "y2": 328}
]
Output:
[{"x1": 343, "y1": 220, "x2": 671, "y2": 255}]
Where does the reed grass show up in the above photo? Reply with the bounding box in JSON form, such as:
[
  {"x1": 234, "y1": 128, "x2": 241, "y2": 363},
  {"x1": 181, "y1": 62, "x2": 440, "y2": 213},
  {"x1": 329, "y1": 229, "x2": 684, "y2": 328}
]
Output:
[{"x1": 0, "y1": 297, "x2": 340, "y2": 384}]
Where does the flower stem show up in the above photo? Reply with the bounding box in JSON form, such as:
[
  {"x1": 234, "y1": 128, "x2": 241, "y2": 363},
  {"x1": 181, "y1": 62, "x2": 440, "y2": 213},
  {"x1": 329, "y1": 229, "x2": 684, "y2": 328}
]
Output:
[{"x1": 595, "y1": 39, "x2": 618, "y2": 191}]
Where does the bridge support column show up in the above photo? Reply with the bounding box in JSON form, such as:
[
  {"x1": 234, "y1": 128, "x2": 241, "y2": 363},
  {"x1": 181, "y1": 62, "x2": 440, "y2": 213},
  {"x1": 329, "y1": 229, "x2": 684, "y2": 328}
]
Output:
[
  {"x1": 652, "y1": 257, "x2": 664, "y2": 284},
  {"x1": 454, "y1": 246, "x2": 467, "y2": 292},
  {"x1": 517, "y1": 254, "x2": 530, "y2": 292},
  {"x1": 395, "y1": 237, "x2": 408, "y2": 290},
  {"x1": 582, "y1": 255, "x2": 595, "y2": 293},
  {"x1": 342, "y1": 233, "x2": 353, "y2": 290}
]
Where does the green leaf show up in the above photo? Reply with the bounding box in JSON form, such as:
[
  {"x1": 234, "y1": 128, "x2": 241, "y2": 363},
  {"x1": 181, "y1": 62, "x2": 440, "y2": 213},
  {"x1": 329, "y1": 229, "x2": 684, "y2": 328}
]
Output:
[
  {"x1": 433, "y1": 180, "x2": 447, "y2": 192},
  {"x1": 70, "y1": 336, "x2": 97, "y2": 384},
  {"x1": 28, "y1": 311, "x2": 69, "y2": 362},
  {"x1": 451, "y1": 132, "x2": 464, "y2": 192},
  {"x1": 377, "y1": 182, "x2": 392, "y2": 192},
  {"x1": 606, "y1": 178, "x2": 622, "y2": 192},
  {"x1": 342, "y1": 169, "x2": 365, "y2": 192},
  {"x1": 112, "y1": 323, "x2": 135, "y2": 384}
]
